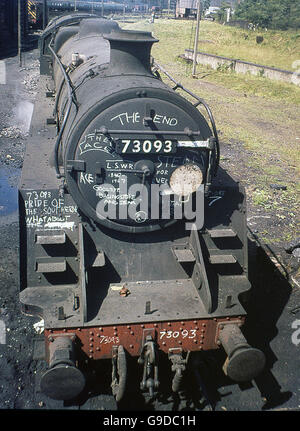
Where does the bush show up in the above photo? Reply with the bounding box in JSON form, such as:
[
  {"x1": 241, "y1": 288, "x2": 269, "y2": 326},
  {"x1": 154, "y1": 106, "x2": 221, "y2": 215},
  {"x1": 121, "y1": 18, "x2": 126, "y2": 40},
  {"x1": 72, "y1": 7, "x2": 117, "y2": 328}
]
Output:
[
  {"x1": 235, "y1": 0, "x2": 300, "y2": 30},
  {"x1": 215, "y1": 2, "x2": 232, "y2": 23}
]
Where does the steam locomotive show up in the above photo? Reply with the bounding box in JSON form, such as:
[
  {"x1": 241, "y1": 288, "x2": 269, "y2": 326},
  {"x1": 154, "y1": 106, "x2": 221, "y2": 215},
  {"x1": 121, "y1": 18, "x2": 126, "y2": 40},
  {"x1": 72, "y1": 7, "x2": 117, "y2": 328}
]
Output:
[
  {"x1": 18, "y1": 14, "x2": 266, "y2": 404},
  {"x1": 28, "y1": 1, "x2": 129, "y2": 29}
]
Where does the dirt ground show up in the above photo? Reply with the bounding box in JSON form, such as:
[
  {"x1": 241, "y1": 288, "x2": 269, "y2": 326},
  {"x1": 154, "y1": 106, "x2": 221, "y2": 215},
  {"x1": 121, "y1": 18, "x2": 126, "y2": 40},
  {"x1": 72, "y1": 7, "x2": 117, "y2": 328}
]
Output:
[
  {"x1": 0, "y1": 46, "x2": 299, "y2": 413},
  {"x1": 173, "y1": 68, "x2": 300, "y2": 282}
]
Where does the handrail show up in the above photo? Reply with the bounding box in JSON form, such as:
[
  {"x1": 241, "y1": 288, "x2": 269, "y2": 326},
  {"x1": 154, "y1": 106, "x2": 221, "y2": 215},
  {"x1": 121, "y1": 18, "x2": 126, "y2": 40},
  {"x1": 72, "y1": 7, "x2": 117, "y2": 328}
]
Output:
[
  {"x1": 48, "y1": 36, "x2": 76, "y2": 178},
  {"x1": 153, "y1": 61, "x2": 220, "y2": 176}
]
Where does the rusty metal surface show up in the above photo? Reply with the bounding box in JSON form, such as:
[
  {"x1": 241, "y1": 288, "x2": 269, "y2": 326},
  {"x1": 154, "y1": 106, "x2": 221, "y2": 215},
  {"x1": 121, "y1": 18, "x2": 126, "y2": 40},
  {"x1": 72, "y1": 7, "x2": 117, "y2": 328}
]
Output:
[{"x1": 45, "y1": 316, "x2": 245, "y2": 361}]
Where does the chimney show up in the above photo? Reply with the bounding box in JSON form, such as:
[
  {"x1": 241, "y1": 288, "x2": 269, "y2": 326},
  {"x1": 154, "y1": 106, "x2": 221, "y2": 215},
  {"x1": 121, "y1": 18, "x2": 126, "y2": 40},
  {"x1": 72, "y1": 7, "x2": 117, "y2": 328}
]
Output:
[{"x1": 104, "y1": 29, "x2": 158, "y2": 76}]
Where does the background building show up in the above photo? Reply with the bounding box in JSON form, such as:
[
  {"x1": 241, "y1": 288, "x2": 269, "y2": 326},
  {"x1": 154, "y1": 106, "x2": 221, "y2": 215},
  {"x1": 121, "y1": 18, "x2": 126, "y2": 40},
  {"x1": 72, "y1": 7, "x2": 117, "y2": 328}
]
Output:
[
  {"x1": 0, "y1": 0, "x2": 28, "y2": 58},
  {"x1": 0, "y1": 1, "x2": 50, "y2": 59},
  {"x1": 175, "y1": 0, "x2": 197, "y2": 18}
]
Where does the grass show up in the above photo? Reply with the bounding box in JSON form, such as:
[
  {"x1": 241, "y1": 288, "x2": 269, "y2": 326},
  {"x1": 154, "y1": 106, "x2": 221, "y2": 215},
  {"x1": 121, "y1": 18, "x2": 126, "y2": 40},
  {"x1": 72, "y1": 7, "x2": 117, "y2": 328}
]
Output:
[
  {"x1": 150, "y1": 19, "x2": 300, "y2": 71},
  {"x1": 120, "y1": 18, "x2": 300, "y2": 170},
  {"x1": 192, "y1": 22, "x2": 300, "y2": 71},
  {"x1": 121, "y1": 18, "x2": 300, "y2": 105},
  {"x1": 119, "y1": 17, "x2": 300, "y2": 243},
  {"x1": 195, "y1": 68, "x2": 300, "y2": 105},
  {"x1": 121, "y1": 18, "x2": 300, "y2": 70}
]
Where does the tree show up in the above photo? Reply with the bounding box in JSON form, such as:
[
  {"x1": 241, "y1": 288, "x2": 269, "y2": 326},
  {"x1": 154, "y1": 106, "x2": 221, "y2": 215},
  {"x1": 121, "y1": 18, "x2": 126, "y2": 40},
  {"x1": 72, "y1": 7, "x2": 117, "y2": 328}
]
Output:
[
  {"x1": 289, "y1": 1, "x2": 300, "y2": 28},
  {"x1": 216, "y1": 2, "x2": 232, "y2": 23},
  {"x1": 201, "y1": 0, "x2": 211, "y2": 13},
  {"x1": 235, "y1": 0, "x2": 271, "y2": 27},
  {"x1": 234, "y1": 0, "x2": 300, "y2": 30}
]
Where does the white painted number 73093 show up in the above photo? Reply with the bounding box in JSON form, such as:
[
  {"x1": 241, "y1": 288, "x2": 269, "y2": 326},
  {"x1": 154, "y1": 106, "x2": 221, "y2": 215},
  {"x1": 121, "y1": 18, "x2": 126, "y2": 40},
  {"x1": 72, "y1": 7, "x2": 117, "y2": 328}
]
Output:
[
  {"x1": 121, "y1": 139, "x2": 173, "y2": 153},
  {"x1": 159, "y1": 329, "x2": 197, "y2": 339}
]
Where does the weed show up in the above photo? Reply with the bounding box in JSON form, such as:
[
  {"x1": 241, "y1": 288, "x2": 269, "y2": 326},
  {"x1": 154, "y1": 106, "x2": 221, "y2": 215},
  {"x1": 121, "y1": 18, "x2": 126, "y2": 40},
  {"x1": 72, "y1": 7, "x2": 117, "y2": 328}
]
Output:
[{"x1": 251, "y1": 189, "x2": 270, "y2": 207}]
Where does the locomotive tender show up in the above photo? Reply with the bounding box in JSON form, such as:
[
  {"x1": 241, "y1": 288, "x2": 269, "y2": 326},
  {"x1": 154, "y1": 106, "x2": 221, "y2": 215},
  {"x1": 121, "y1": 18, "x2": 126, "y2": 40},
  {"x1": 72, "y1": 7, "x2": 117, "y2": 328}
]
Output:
[{"x1": 19, "y1": 13, "x2": 266, "y2": 403}]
